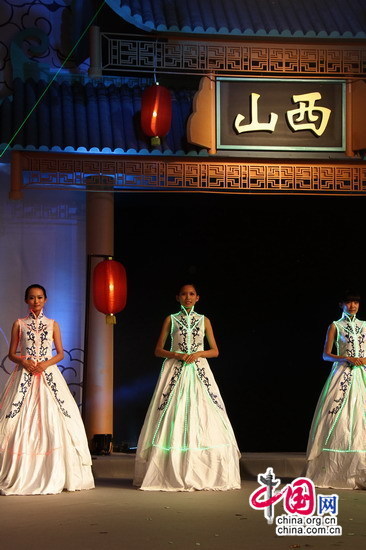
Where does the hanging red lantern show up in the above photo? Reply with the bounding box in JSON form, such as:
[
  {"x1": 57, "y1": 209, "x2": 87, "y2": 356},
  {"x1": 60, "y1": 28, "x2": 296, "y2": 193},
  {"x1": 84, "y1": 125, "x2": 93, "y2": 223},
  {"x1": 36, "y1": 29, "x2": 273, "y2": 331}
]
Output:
[
  {"x1": 93, "y1": 258, "x2": 127, "y2": 324},
  {"x1": 141, "y1": 83, "x2": 172, "y2": 145}
]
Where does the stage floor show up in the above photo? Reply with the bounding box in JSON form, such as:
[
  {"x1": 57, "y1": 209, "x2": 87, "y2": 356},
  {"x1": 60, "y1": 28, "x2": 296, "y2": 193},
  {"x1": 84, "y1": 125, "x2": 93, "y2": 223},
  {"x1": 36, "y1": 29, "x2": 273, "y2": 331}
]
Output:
[
  {"x1": 91, "y1": 451, "x2": 307, "y2": 481},
  {"x1": 0, "y1": 452, "x2": 365, "y2": 550}
]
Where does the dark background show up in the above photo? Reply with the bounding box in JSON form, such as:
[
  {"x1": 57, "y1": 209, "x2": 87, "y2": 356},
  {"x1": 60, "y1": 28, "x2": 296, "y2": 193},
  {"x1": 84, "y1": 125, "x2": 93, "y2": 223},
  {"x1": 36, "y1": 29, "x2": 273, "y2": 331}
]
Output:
[{"x1": 113, "y1": 193, "x2": 365, "y2": 452}]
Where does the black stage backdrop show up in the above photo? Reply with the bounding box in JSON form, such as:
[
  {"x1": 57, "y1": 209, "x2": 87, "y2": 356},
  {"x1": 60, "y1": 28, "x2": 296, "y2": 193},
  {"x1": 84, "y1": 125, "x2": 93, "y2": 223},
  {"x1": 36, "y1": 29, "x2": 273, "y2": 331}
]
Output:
[{"x1": 113, "y1": 194, "x2": 365, "y2": 452}]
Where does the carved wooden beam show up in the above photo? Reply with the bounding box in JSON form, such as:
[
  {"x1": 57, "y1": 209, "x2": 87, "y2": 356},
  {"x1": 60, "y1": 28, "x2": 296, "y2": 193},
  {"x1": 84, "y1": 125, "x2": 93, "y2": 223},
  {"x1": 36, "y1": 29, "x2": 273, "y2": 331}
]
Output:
[
  {"x1": 100, "y1": 34, "x2": 366, "y2": 77},
  {"x1": 10, "y1": 151, "x2": 366, "y2": 198}
]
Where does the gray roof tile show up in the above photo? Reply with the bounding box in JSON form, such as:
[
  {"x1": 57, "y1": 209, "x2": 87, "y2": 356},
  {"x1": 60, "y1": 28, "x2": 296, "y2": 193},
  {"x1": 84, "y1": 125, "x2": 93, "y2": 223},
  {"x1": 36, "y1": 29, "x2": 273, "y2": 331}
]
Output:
[
  {"x1": 0, "y1": 78, "x2": 202, "y2": 155},
  {"x1": 105, "y1": 0, "x2": 366, "y2": 38}
]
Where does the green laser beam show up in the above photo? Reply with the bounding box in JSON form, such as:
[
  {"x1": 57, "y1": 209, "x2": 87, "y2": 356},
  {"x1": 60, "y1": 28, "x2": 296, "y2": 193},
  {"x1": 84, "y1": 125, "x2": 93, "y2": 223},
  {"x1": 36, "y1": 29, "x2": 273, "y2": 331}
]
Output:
[{"x1": 0, "y1": 0, "x2": 106, "y2": 159}]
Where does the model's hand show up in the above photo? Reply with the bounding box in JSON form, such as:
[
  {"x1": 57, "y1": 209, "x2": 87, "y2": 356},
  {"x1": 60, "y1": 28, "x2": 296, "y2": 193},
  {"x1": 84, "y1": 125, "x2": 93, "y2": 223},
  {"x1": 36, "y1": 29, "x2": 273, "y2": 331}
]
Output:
[
  {"x1": 31, "y1": 361, "x2": 49, "y2": 374},
  {"x1": 181, "y1": 352, "x2": 201, "y2": 364},
  {"x1": 22, "y1": 358, "x2": 37, "y2": 373},
  {"x1": 347, "y1": 357, "x2": 365, "y2": 366}
]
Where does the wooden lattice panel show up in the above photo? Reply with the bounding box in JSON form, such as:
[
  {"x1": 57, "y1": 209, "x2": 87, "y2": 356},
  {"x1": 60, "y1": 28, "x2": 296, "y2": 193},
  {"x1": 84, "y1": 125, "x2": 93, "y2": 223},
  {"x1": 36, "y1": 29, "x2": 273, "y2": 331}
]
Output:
[
  {"x1": 10, "y1": 152, "x2": 366, "y2": 197},
  {"x1": 101, "y1": 35, "x2": 366, "y2": 77}
]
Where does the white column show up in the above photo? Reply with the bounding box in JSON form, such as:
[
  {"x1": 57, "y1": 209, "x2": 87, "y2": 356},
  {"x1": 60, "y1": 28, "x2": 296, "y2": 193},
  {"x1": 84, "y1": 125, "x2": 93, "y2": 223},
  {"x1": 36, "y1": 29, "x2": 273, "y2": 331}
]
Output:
[{"x1": 84, "y1": 192, "x2": 114, "y2": 442}]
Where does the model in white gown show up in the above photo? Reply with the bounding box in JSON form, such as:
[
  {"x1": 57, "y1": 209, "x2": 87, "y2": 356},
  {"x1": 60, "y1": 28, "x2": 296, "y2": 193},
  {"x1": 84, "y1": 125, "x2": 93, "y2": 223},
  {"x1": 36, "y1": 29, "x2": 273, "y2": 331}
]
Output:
[
  {"x1": 305, "y1": 307, "x2": 366, "y2": 489},
  {"x1": 0, "y1": 309, "x2": 94, "y2": 495},
  {"x1": 134, "y1": 301, "x2": 241, "y2": 491}
]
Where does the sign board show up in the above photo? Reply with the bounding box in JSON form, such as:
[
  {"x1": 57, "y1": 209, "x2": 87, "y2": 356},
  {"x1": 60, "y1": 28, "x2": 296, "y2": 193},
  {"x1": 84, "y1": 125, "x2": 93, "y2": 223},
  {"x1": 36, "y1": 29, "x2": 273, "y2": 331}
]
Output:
[{"x1": 216, "y1": 78, "x2": 345, "y2": 152}]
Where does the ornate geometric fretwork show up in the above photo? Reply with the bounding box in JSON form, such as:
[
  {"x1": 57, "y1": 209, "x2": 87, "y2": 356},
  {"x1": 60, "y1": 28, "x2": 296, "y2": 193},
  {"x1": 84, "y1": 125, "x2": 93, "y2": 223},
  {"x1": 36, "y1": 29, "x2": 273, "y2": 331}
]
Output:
[
  {"x1": 10, "y1": 151, "x2": 366, "y2": 197},
  {"x1": 101, "y1": 35, "x2": 366, "y2": 77}
]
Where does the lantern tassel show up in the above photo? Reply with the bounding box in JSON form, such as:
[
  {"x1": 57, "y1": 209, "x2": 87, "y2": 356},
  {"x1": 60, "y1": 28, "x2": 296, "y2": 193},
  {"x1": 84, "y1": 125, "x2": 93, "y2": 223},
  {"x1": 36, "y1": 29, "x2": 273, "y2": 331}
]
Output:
[
  {"x1": 106, "y1": 314, "x2": 116, "y2": 325},
  {"x1": 151, "y1": 136, "x2": 161, "y2": 145}
]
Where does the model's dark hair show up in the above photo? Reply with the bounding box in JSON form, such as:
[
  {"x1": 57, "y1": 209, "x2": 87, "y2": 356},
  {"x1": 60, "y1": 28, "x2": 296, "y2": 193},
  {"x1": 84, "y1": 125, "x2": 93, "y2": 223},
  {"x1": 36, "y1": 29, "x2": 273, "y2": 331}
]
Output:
[
  {"x1": 25, "y1": 284, "x2": 47, "y2": 300},
  {"x1": 176, "y1": 282, "x2": 200, "y2": 295},
  {"x1": 339, "y1": 290, "x2": 361, "y2": 303}
]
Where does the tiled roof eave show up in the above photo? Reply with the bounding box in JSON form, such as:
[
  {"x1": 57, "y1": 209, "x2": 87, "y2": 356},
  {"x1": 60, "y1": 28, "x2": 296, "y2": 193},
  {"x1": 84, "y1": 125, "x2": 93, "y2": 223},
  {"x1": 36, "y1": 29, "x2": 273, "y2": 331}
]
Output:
[
  {"x1": 105, "y1": 0, "x2": 366, "y2": 40},
  {"x1": 4, "y1": 143, "x2": 208, "y2": 156},
  {"x1": 155, "y1": 28, "x2": 366, "y2": 39},
  {"x1": 0, "y1": 79, "x2": 200, "y2": 155}
]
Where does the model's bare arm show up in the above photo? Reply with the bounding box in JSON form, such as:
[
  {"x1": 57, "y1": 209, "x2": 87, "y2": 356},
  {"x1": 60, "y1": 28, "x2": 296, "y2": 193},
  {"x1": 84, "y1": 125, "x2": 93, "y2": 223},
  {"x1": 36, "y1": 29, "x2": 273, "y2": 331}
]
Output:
[{"x1": 154, "y1": 316, "x2": 181, "y2": 359}]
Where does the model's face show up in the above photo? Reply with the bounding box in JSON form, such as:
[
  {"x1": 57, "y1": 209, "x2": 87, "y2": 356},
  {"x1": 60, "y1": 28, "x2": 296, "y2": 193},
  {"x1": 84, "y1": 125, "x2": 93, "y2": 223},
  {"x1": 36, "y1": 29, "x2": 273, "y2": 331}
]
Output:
[
  {"x1": 176, "y1": 285, "x2": 199, "y2": 310},
  {"x1": 25, "y1": 287, "x2": 47, "y2": 313},
  {"x1": 341, "y1": 300, "x2": 359, "y2": 316}
]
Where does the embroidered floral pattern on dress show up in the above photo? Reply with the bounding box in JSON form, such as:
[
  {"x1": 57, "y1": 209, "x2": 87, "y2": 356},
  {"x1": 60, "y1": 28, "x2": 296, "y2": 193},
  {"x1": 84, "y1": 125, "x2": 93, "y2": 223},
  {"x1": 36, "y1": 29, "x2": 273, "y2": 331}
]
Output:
[
  {"x1": 25, "y1": 328, "x2": 36, "y2": 357},
  {"x1": 5, "y1": 371, "x2": 33, "y2": 419},
  {"x1": 190, "y1": 324, "x2": 200, "y2": 353},
  {"x1": 177, "y1": 325, "x2": 188, "y2": 353},
  {"x1": 38, "y1": 322, "x2": 49, "y2": 359},
  {"x1": 329, "y1": 368, "x2": 353, "y2": 415},
  {"x1": 196, "y1": 366, "x2": 223, "y2": 409},
  {"x1": 175, "y1": 312, "x2": 201, "y2": 354},
  {"x1": 24, "y1": 312, "x2": 49, "y2": 361},
  {"x1": 343, "y1": 327, "x2": 356, "y2": 357},
  {"x1": 45, "y1": 372, "x2": 71, "y2": 418},
  {"x1": 356, "y1": 329, "x2": 366, "y2": 356},
  {"x1": 158, "y1": 363, "x2": 184, "y2": 410}
]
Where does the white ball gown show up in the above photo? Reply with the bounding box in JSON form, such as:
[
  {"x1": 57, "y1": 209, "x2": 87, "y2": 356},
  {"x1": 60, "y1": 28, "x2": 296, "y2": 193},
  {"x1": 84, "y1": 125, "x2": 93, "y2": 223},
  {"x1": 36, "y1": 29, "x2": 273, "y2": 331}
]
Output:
[
  {"x1": 133, "y1": 307, "x2": 241, "y2": 491},
  {"x1": 305, "y1": 312, "x2": 366, "y2": 489},
  {"x1": 0, "y1": 310, "x2": 94, "y2": 495}
]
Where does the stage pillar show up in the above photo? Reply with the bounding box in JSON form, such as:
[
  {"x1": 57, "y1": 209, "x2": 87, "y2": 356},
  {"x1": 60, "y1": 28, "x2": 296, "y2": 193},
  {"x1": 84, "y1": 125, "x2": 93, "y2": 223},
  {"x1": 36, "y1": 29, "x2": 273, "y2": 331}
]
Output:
[{"x1": 84, "y1": 192, "x2": 114, "y2": 443}]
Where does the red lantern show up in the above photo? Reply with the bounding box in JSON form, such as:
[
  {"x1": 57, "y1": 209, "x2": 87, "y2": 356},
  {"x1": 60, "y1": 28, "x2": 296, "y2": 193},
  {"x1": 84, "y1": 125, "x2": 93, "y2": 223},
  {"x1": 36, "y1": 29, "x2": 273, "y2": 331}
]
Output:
[
  {"x1": 141, "y1": 83, "x2": 172, "y2": 145},
  {"x1": 93, "y1": 258, "x2": 127, "y2": 324}
]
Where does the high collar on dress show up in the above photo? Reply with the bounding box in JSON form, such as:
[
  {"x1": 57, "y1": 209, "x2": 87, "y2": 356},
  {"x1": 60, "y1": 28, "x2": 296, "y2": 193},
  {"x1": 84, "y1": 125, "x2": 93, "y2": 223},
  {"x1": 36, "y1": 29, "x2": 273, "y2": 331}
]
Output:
[
  {"x1": 180, "y1": 305, "x2": 195, "y2": 316},
  {"x1": 341, "y1": 312, "x2": 357, "y2": 323},
  {"x1": 28, "y1": 308, "x2": 44, "y2": 320}
]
